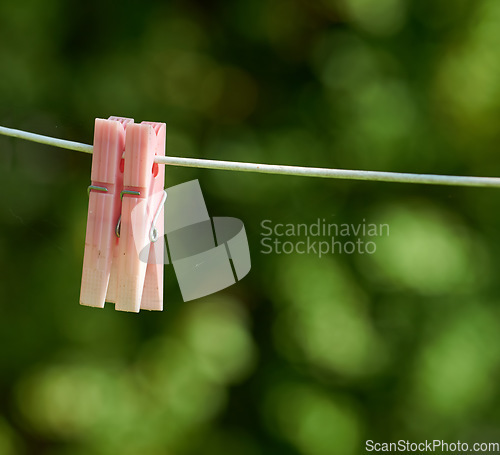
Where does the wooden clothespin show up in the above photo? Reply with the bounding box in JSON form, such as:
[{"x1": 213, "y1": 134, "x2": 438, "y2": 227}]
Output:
[
  {"x1": 116, "y1": 121, "x2": 166, "y2": 312},
  {"x1": 80, "y1": 117, "x2": 166, "y2": 313}
]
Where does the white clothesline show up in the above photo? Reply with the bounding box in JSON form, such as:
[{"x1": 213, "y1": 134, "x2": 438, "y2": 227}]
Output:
[{"x1": 1, "y1": 124, "x2": 500, "y2": 188}]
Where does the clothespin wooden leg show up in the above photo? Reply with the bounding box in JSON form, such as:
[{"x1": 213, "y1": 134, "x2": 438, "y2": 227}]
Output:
[
  {"x1": 105, "y1": 117, "x2": 134, "y2": 305},
  {"x1": 140, "y1": 121, "x2": 166, "y2": 311}
]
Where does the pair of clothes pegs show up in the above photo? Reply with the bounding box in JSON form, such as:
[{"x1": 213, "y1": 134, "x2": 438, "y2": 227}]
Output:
[{"x1": 80, "y1": 116, "x2": 166, "y2": 312}]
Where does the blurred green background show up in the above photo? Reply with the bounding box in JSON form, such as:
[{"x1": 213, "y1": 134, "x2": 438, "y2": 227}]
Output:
[{"x1": 2, "y1": 0, "x2": 500, "y2": 453}]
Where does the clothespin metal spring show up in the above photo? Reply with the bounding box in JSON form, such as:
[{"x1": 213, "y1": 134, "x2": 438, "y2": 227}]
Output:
[
  {"x1": 111, "y1": 190, "x2": 167, "y2": 242},
  {"x1": 87, "y1": 185, "x2": 108, "y2": 195}
]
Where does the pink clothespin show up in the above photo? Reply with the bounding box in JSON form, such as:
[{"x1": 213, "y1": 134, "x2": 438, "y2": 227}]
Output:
[
  {"x1": 116, "y1": 121, "x2": 166, "y2": 312},
  {"x1": 80, "y1": 116, "x2": 133, "y2": 308},
  {"x1": 80, "y1": 117, "x2": 166, "y2": 313}
]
